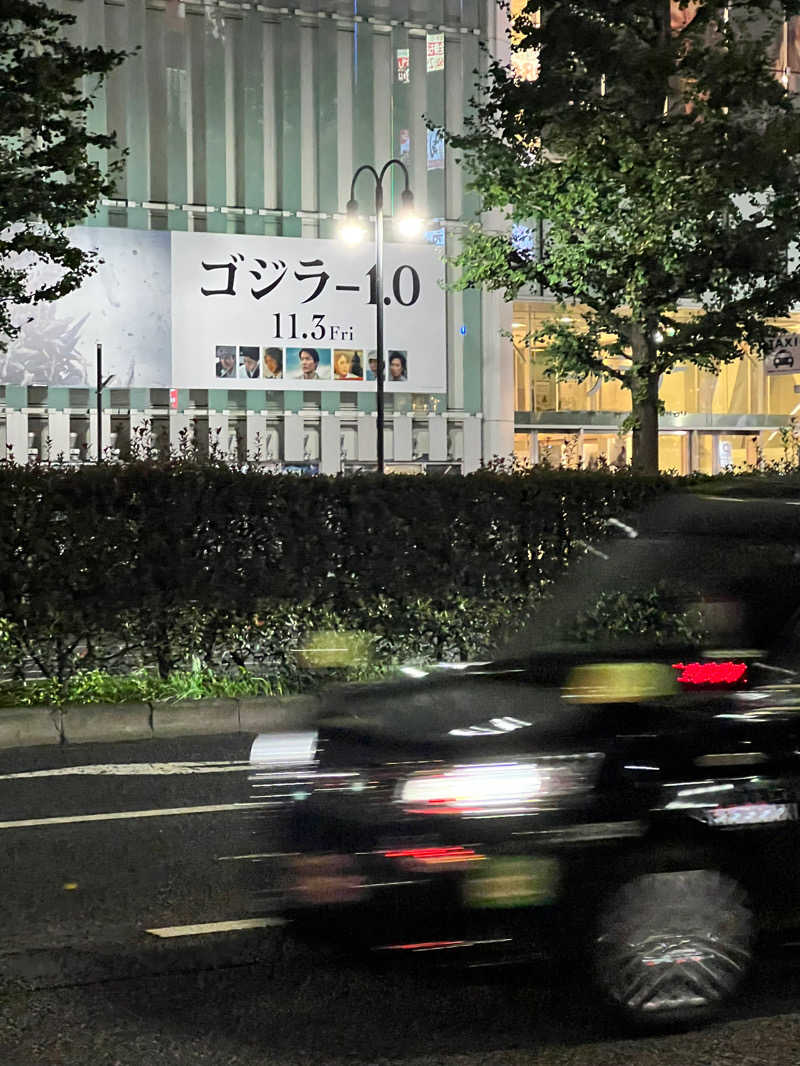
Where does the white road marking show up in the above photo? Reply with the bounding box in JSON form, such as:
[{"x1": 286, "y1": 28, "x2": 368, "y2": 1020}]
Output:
[
  {"x1": 0, "y1": 761, "x2": 251, "y2": 780},
  {"x1": 146, "y1": 918, "x2": 287, "y2": 938},
  {"x1": 0, "y1": 800, "x2": 275, "y2": 830},
  {"x1": 217, "y1": 851, "x2": 299, "y2": 861}
]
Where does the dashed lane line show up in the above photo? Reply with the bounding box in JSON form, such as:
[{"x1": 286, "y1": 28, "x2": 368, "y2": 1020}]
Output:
[
  {"x1": 146, "y1": 918, "x2": 287, "y2": 937},
  {"x1": 0, "y1": 800, "x2": 275, "y2": 830},
  {"x1": 217, "y1": 851, "x2": 299, "y2": 861}
]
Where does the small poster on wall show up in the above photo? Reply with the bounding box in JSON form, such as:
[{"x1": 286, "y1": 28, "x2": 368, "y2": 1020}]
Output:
[
  {"x1": 427, "y1": 128, "x2": 445, "y2": 170},
  {"x1": 426, "y1": 32, "x2": 444, "y2": 72}
]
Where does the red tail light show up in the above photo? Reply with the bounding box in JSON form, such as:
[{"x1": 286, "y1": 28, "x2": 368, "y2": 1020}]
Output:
[{"x1": 672, "y1": 661, "x2": 747, "y2": 686}]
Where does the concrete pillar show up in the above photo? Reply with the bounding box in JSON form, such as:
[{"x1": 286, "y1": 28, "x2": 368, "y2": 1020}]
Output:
[
  {"x1": 246, "y1": 411, "x2": 266, "y2": 461},
  {"x1": 302, "y1": 420, "x2": 320, "y2": 462},
  {"x1": 5, "y1": 411, "x2": 27, "y2": 464},
  {"x1": 130, "y1": 414, "x2": 149, "y2": 458},
  {"x1": 170, "y1": 411, "x2": 190, "y2": 453},
  {"x1": 481, "y1": 287, "x2": 514, "y2": 463},
  {"x1": 87, "y1": 410, "x2": 112, "y2": 462},
  {"x1": 283, "y1": 413, "x2": 304, "y2": 462},
  {"x1": 463, "y1": 414, "x2": 483, "y2": 472},
  {"x1": 428, "y1": 415, "x2": 447, "y2": 462},
  {"x1": 447, "y1": 420, "x2": 464, "y2": 463},
  {"x1": 319, "y1": 413, "x2": 340, "y2": 475},
  {"x1": 486, "y1": 0, "x2": 511, "y2": 62},
  {"x1": 207, "y1": 411, "x2": 228, "y2": 457},
  {"x1": 47, "y1": 410, "x2": 70, "y2": 463},
  {"x1": 358, "y1": 414, "x2": 377, "y2": 462},
  {"x1": 392, "y1": 413, "x2": 413, "y2": 462}
]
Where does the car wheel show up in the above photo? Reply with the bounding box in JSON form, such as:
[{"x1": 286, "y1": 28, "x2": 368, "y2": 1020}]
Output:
[{"x1": 592, "y1": 868, "x2": 753, "y2": 1027}]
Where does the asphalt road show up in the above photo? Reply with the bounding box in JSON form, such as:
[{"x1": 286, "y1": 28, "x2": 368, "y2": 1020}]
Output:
[{"x1": 2, "y1": 733, "x2": 800, "y2": 1065}]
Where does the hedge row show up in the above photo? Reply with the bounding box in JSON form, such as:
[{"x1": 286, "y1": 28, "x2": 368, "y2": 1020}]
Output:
[{"x1": 0, "y1": 461, "x2": 667, "y2": 682}]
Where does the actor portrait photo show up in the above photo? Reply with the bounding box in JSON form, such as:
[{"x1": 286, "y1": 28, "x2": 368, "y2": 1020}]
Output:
[
  {"x1": 387, "y1": 349, "x2": 408, "y2": 381},
  {"x1": 239, "y1": 346, "x2": 260, "y2": 379},
  {"x1": 286, "y1": 346, "x2": 332, "y2": 380},
  {"x1": 263, "y1": 346, "x2": 283, "y2": 379},
  {"x1": 333, "y1": 349, "x2": 364, "y2": 380},
  {"x1": 215, "y1": 345, "x2": 237, "y2": 378}
]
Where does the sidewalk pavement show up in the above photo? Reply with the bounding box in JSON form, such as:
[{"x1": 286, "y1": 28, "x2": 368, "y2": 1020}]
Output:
[{"x1": 0, "y1": 694, "x2": 322, "y2": 750}]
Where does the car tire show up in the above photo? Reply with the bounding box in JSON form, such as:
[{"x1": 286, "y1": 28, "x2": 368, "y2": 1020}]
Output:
[{"x1": 592, "y1": 867, "x2": 754, "y2": 1027}]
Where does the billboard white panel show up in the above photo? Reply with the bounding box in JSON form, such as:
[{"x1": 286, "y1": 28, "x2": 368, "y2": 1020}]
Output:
[
  {"x1": 170, "y1": 231, "x2": 446, "y2": 392},
  {"x1": 1, "y1": 227, "x2": 447, "y2": 394},
  {"x1": 1, "y1": 226, "x2": 171, "y2": 387}
]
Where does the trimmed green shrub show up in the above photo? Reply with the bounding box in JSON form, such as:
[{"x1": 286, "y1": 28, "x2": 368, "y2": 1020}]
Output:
[{"x1": 0, "y1": 459, "x2": 668, "y2": 682}]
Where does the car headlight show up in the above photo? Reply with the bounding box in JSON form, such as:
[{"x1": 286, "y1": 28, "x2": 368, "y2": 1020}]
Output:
[
  {"x1": 397, "y1": 753, "x2": 603, "y2": 816},
  {"x1": 249, "y1": 731, "x2": 318, "y2": 767}
]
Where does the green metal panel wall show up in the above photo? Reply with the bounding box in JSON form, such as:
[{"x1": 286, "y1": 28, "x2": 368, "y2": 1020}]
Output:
[{"x1": 23, "y1": 0, "x2": 488, "y2": 419}]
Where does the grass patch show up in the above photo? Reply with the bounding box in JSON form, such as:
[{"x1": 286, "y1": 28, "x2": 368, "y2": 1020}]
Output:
[{"x1": 0, "y1": 662, "x2": 289, "y2": 709}]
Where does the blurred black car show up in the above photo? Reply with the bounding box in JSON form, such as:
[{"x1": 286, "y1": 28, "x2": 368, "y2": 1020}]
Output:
[{"x1": 250, "y1": 490, "x2": 800, "y2": 1027}]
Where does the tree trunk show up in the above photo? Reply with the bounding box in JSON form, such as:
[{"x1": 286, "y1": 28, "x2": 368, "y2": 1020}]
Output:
[{"x1": 631, "y1": 370, "x2": 660, "y2": 475}]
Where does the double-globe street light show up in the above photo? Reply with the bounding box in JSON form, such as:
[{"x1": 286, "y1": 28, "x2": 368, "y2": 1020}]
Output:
[{"x1": 340, "y1": 159, "x2": 420, "y2": 473}]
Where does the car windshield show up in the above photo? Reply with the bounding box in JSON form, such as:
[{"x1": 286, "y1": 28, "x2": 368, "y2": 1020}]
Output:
[{"x1": 493, "y1": 492, "x2": 800, "y2": 661}]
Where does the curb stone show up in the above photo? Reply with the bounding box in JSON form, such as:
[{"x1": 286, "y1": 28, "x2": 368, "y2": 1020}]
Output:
[
  {"x1": 0, "y1": 693, "x2": 324, "y2": 751},
  {"x1": 62, "y1": 702, "x2": 153, "y2": 744},
  {"x1": 151, "y1": 697, "x2": 238, "y2": 738},
  {"x1": 0, "y1": 706, "x2": 62, "y2": 749}
]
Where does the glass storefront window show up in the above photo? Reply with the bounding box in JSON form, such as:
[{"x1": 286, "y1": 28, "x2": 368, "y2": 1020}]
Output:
[
  {"x1": 716, "y1": 434, "x2": 750, "y2": 470},
  {"x1": 513, "y1": 301, "x2": 800, "y2": 419},
  {"x1": 598, "y1": 370, "x2": 629, "y2": 413},
  {"x1": 536, "y1": 432, "x2": 581, "y2": 468},
  {"x1": 761, "y1": 427, "x2": 791, "y2": 466},
  {"x1": 513, "y1": 302, "x2": 633, "y2": 414},
  {"x1": 658, "y1": 433, "x2": 688, "y2": 473},
  {"x1": 512, "y1": 310, "x2": 533, "y2": 411},
  {"x1": 661, "y1": 365, "x2": 697, "y2": 415},
  {"x1": 535, "y1": 432, "x2": 630, "y2": 469},
  {"x1": 513, "y1": 431, "x2": 533, "y2": 465},
  {"x1": 767, "y1": 371, "x2": 800, "y2": 416}
]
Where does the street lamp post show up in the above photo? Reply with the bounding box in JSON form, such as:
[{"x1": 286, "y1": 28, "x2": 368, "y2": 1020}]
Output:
[
  {"x1": 95, "y1": 343, "x2": 114, "y2": 465},
  {"x1": 341, "y1": 159, "x2": 419, "y2": 473}
]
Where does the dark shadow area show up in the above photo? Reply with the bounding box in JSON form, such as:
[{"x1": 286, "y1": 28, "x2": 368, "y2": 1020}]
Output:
[{"x1": 5, "y1": 930, "x2": 800, "y2": 1065}]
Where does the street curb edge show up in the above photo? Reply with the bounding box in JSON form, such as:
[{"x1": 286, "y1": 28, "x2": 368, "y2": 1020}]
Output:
[{"x1": 0, "y1": 694, "x2": 322, "y2": 750}]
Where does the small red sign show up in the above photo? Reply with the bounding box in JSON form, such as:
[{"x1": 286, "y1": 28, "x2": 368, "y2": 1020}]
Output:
[{"x1": 169, "y1": 388, "x2": 178, "y2": 410}]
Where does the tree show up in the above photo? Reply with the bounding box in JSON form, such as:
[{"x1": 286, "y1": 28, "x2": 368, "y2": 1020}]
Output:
[
  {"x1": 447, "y1": 1, "x2": 800, "y2": 473},
  {"x1": 0, "y1": 0, "x2": 127, "y2": 351}
]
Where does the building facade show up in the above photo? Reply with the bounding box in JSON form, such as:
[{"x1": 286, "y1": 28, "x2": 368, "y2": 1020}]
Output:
[
  {"x1": 4, "y1": 1, "x2": 800, "y2": 475},
  {"x1": 0, "y1": 0, "x2": 515, "y2": 472}
]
